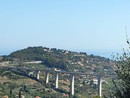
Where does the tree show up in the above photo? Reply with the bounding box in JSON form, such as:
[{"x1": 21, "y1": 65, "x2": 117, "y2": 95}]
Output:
[
  {"x1": 108, "y1": 39, "x2": 130, "y2": 98},
  {"x1": 19, "y1": 88, "x2": 22, "y2": 98}
]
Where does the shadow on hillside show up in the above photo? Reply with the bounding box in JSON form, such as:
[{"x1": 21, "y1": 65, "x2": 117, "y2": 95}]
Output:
[{"x1": 50, "y1": 84, "x2": 69, "y2": 94}]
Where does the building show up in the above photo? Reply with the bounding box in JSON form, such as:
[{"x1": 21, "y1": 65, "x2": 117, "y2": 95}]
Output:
[{"x1": 2, "y1": 96, "x2": 8, "y2": 98}]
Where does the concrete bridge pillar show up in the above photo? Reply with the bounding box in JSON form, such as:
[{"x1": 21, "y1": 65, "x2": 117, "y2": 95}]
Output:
[
  {"x1": 70, "y1": 74, "x2": 75, "y2": 96},
  {"x1": 55, "y1": 72, "x2": 59, "y2": 89},
  {"x1": 98, "y1": 75, "x2": 102, "y2": 97},
  {"x1": 36, "y1": 71, "x2": 40, "y2": 80},
  {"x1": 45, "y1": 71, "x2": 49, "y2": 84}
]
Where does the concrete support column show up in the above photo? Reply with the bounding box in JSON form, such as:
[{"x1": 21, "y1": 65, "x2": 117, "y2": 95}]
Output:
[
  {"x1": 70, "y1": 74, "x2": 75, "y2": 96},
  {"x1": 45, "y1": 71, "x2": 49, "y2": 84},
  {"x1": 98, "y1": 75, "x2": 102, "y2": 97},
  {"x1": 55, "y1": 73, "x2": 59, "y2": 89},
  {"x1": 36, "y1": 71, "x2": 40, "y2": 80}
]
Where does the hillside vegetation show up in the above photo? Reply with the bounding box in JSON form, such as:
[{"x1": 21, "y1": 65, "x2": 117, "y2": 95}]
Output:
[{"x1": 8, "y1": 46, "x2": 114, "y2": 74}]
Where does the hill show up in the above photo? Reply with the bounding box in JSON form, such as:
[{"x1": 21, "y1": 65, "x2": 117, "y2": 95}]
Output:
[
  {"x1": 0, "y1": 46, "x2": 116, "y2": 98},
  {"x1": 8, "y1": 46, "x2": 115, "y2": 74}
]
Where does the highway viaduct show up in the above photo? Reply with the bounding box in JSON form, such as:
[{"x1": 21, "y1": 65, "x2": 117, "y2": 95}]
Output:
[
  {"x1": 36, "y1": 69, "x2": 116, "y2": 97},
  {"x1": 0, "y1": 66, "x2": 115, "y2": 97}
]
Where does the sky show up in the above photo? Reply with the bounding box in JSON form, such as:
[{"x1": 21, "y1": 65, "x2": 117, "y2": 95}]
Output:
[{"x1": 0, "y1": 0, "x2": 130, "y2": 57}]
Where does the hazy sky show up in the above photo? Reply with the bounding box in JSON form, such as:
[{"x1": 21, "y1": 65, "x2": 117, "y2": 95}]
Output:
[{"x1": 0, "y1": 0, "x2": 130, "y2": 56}]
